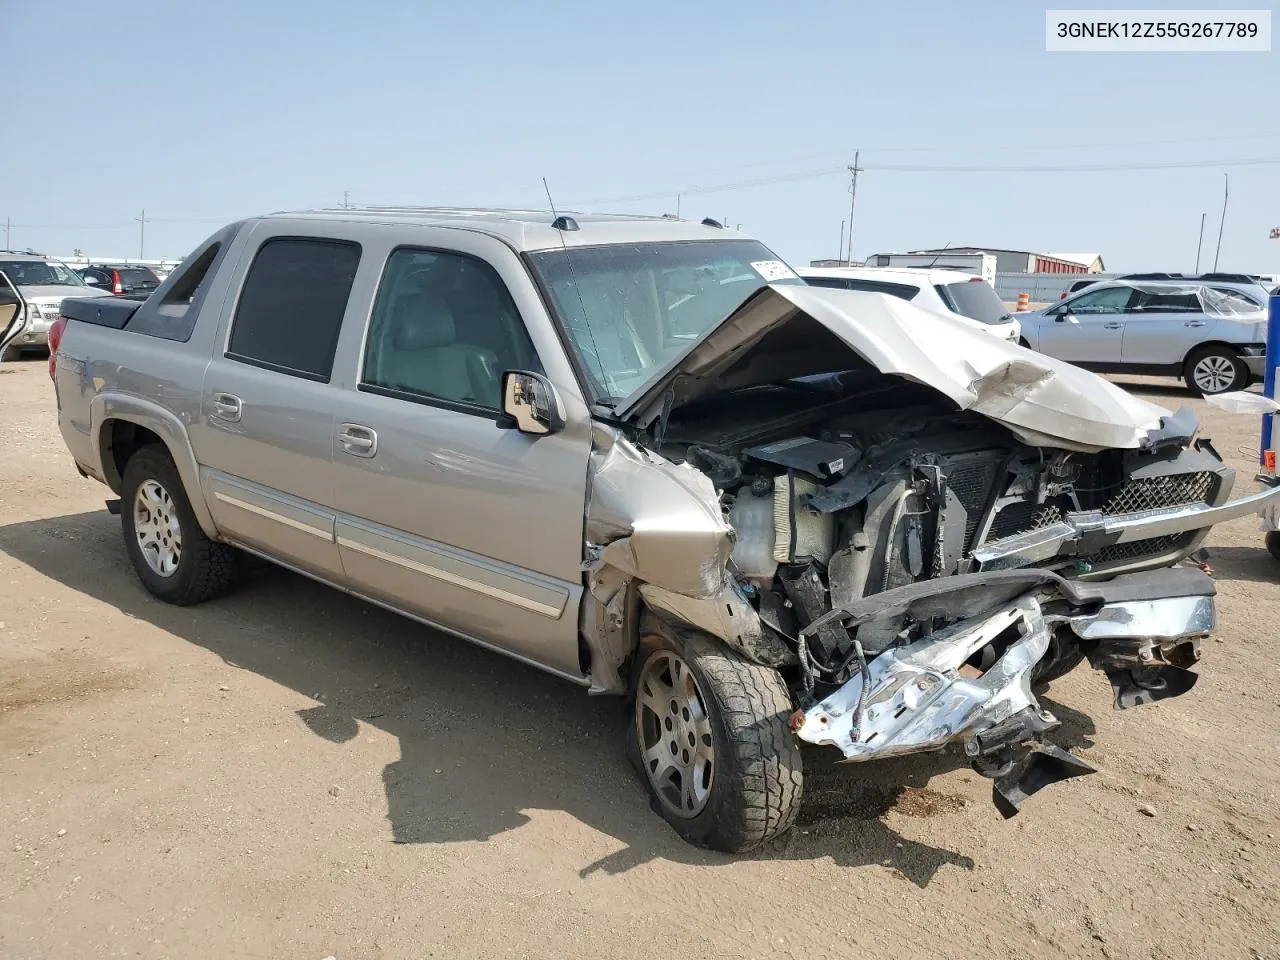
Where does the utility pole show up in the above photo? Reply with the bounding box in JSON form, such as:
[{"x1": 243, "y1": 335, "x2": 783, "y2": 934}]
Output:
[
  {"x1": 845, "y1": 149, "x2": 862, "y2": 266},
  {"x1": 839, "y1": 219, "x2": 845, "y2": 261},
  {"x1": 1194, "y1": 212, "x2": 1206, "y2": 273},
  {"x1": 137, "y1": 209, "x2": 146, "y2": 259},
  {"x1": 1213, "y1": 173, "x2": 1228, "y2": 271},
  {"x1": 4, "y1": 216, "x2": 9, "y2": 249},
  {"x1": 343, "y1": 190, "x2": 350, "y2": 209},
  {"x1": 676, "y1": 194, "x2": 681, "y2": 218}
]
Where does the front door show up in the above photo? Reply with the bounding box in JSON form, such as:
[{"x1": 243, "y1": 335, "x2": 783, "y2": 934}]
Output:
[
  {"x1": 328, "y1": 234, "x2": 590, "y2": 681},
  {"x1": 1035, "y1": 285, "x2": 1135, "y2": 364},
  {"x1": 0, "y1": 271, "x2": 28, "y2": 358},
  {"x1": 188, "y1": 227, "x2": 361, "y2": 583}
]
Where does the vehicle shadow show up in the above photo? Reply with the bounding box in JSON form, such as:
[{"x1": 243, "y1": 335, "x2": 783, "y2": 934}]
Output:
[
  {"x1": 0, "y1": 509, "x2": 1085, "y2": 886},
  {"x1": 1201, "y1": 544, "x2": 1279, "y2": 585}
]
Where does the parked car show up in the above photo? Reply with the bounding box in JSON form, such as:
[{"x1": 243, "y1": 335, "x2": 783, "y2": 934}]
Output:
[
  {"x1": 798, "y1": 266, "x2": 1022, "y2": 342},
  {"x1": 0, "y1": 252, "x2": 108, "y2": 359},
  {"x1": 1060, "y1": 276, "x2": 1101, "y2": 298},
  {"x1": 48, "y1": 209, "x2": 1280, "y2": 852},
  {"x1": 78, "y1": 263, "x2": 162, "y2": 297},
  {"x1": 1020, "y1": 278, "x2": 1268, "y2": 394}
]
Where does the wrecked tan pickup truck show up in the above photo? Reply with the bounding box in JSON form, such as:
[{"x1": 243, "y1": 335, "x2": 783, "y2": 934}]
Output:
[{"x1": 49, "y1": 210, "x2": 1280, "y2": 853}]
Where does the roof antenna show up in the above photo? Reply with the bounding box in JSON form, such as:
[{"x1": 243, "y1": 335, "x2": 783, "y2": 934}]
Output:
[
  {"x1": 924, "y1": 241, "x2": 952, "y2": 269},
  {"x1": 542, "y1": 178, "x2": 607, "y2": 400}
]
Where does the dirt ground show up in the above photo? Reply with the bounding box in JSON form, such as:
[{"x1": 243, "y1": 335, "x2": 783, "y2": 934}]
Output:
[{"x1": 1, "y1": 359, "x2": 1278, "y2": 960}]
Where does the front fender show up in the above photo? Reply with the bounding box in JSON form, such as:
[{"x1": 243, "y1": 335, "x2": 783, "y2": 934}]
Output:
[{"x1": 90, "y1": 391, "x2": 220, "y2": 540}]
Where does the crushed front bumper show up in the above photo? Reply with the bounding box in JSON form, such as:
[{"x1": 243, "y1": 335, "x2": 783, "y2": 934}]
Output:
[{"x1": 793, "y1": 567, "x2": 1215, "y2": 815}]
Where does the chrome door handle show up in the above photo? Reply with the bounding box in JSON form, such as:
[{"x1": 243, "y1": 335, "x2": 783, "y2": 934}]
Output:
[
  {"x1": 210, "y1": 392, "x2": 242, "y2": 422},
  {"x1": 338, "y1": 423, "x2": 377, "y2": 458},
  {"x1": 1184, "y1": 320, "x2": 1206, "y2": 327},
  {"x1": 1103, "y1": 323, "x2": 1122, "y2": 330}
]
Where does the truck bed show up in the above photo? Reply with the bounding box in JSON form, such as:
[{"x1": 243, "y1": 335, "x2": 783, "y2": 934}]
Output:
[{"x1": 59, "y1": 296, "x2": 143, "y2": 330}]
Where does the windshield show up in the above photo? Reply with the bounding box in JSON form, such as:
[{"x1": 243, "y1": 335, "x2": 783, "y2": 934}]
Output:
[
  {"x1": 0, "y1": 259, "x2": 86, "y2": 288},
  {"x1": 528, "y1": 239, "x2": 803, "y2": 400},
  {"x1": 936, "y1": 279, "x2": 1010, "y2": 325}
]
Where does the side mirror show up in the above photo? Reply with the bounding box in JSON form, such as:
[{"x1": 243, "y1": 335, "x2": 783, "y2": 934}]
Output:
[
  {"x1": 498, "y1": 370, "x2": 564, "y2": 435},
  {"x1": 1056, "y1": 312, "x2": 1077, "y2": 324}
]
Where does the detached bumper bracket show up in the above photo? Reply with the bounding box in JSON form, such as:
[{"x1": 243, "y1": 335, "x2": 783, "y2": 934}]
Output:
[{"x1": 991, "y1": 743, "x2": 1096, "y2": 819}]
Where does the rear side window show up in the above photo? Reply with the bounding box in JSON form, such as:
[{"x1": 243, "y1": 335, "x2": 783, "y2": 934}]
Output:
[
  {"x1": 227, "y1": 238, "x2": 360, "y2": 381},
  {"x1": 935, "y1": 280, "x2": 1009, "y2": 324},
  {"x1": 1132, "y1": 291, "x2": 1201, "y2": 313}
]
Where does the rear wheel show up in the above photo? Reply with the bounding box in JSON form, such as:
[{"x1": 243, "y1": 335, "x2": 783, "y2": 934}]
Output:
[
  {"x1": 628, "y1": 615, "x2": 803, "y2": 853},
  {"x1": 1184, "y1": 346, "x2": 1248, "y2": 395},
  {"x1": 1267, "y1": 531, "x2": 1280, "y2": 562},
  {"x1": 121, "y1": 445, "x2": 240, "y2": 605}
]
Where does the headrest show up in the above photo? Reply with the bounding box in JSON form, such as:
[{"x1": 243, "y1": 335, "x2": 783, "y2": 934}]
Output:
[{"x1": 388, "y1": 290, "x2": 456, "y2": 350}]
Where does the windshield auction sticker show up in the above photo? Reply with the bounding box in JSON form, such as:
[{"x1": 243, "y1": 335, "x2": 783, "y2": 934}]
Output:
[
  {"x1": 751, "y1": 260, "x2": 799, "y2": 282},
  {"x1": 1046, "y1": 10, "x2": 1270, "y2": 50}
]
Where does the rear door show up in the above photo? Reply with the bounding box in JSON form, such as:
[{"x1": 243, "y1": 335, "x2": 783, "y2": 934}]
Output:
[
  {"x1": 189, "y1": 224, "x2": 361, "y2": 583},
  {"x1": 0, "y1": 271, "x2": 28, "y2": 357},
  {"x1": 1121, "y1": 289, "x2": 1212, "y2": 365},
  {"x1": 1035, "y1": 285, "x2": 1135, "y2": 363}
]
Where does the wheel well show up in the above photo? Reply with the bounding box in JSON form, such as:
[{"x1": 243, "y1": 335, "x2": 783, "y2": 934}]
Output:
[
  {"x1": 1181, "y1": 340, "x2": 1241, "y2": 370},
  {"x1": 100, "y1": 420, "x2": 165, "y2": 493}
]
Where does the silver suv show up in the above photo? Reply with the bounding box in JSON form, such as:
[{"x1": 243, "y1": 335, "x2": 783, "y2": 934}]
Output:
[
  {"x1": 1020, "y1": 278, "x2": 1269, "y2": 394},
  {"x1": 50, "y1": 208, "x2": 1280, "y2": 851},
  {"x1": 0, "y1": 251, "x2": 103, "y2": 359}
]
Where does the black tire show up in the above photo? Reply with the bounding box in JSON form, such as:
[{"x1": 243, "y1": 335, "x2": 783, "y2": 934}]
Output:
[
  {"x1": 1183, "y1": 345, "x2": 1248, "y2": 396},
  {"x1": 627, "y1": 613, "x2": 803, "y2": 853},
  {"x1": 1267, "y1": 531, "x2": 1280, "y2": 562},
  {"x1": 1032, "y1": 630, "x2": 1087, "y2": 686},
  {"x1": 120, "y1": 445, "x2": 240, "y2": 605}
]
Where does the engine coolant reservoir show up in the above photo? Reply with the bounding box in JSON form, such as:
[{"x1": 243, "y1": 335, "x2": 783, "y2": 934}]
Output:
[{"x1": 729, "y1": 489, "x2": 778, "y2": 578}]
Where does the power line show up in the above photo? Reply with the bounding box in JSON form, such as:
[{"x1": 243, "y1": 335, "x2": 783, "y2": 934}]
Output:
[
  {"x1": 869, "y1": 156, "x2": 1280, "y2": 172},
  {"x1": 569, "y1": 154, "x2": 1280, "y2": 207}
]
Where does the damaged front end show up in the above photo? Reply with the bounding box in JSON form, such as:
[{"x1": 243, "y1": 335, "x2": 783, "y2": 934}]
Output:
[
  {"x1": 790, "y1": 568, "x2": 1213, "y2": 815},
  {"x1": 580, "y1": 284, "x2": 1280, "y2": 816}
]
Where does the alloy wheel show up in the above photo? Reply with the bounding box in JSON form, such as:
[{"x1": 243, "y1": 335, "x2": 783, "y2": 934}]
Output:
[
  {"x1": 635, "y1": 649, "x2": 716, "y2": 818},
  {"x1": 1192, "y1": 355, "x2": 1237, "y2": 394},
  {"x1": 133, "y1": 479, "x2": 182, "y2": 577}
]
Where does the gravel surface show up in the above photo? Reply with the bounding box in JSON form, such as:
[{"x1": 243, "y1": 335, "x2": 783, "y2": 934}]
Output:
[{"x1": 1, "y1": 360, "x2": 1277, "y2": 960}]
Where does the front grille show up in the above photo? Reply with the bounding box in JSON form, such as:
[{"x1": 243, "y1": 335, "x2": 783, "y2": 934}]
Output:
[
  {"x1": 1090, "y1": 533, "x2": 1195, "y2": 566},
  {"x1": 986, "y1": 500, "x2": 1066, "y2": 542},
  {"x1": 974, "y1": 468, "x2": 1219, "y2": 571},
  {"x1": 1102, "y1": 472, "x2": 1216, "y2": 515}
]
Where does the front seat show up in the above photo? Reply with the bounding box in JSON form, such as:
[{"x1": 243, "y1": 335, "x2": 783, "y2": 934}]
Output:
[{"x1": 378, "y1": 290, "x2": 501, "y2": 407}]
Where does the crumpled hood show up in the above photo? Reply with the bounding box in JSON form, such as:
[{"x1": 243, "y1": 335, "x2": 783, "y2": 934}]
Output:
[{"x1": 614, "y1": 285, "x2": 1181, "y2": 453}]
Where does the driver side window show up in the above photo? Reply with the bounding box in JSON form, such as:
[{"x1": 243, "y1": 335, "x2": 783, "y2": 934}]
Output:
[
  {"x1": 1062, "y1": 286, "x2": 1134, "y2": 315},
  {"x1": 361, "y1": 248, "x2": 541, "y2": 413}
]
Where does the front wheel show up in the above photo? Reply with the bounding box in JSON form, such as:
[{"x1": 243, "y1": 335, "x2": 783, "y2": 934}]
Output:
[
  {"x1": 1267, "y1": 531, "x2": 1280, "y2": 562},
  {"x1": 628, "y1": 615, "x2": 803, "y2": 853},
  {"x1": 1184, "y1": 346, "x2": 1248, "y2": 396}
]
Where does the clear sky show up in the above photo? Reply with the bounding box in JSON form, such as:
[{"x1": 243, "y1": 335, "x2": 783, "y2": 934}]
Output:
[{"x1": 4, "y1": 0, "x2": 1278, "y2": 272}]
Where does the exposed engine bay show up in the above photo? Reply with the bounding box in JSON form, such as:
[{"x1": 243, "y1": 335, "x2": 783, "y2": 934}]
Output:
[
  {"x1": 579, "y1": 286, "x2": 1280, "y2": 816},
  {"x1": 659, "y1": 375, "x2": 1229, "y2": 680}
]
